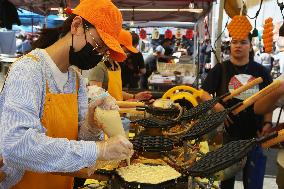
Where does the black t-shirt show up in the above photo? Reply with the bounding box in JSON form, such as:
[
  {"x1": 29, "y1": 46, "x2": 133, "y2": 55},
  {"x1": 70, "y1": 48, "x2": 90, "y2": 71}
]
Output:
[
  {"x1": 120, "y1": 52, "x2": 145, "y2": 88},
  {"x1": 202, "y1": 60, "x2": 272, "y2": 140}
]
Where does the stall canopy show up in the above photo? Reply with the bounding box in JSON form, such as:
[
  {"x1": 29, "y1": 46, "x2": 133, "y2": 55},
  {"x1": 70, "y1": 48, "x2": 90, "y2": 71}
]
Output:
[{"x1": 9, "y1": 0, "x2": 214, "y2": 22}]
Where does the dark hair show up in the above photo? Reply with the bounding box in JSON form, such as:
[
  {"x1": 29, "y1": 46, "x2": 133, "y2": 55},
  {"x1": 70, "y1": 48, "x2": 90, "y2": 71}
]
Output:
[
  {"x1": 162, "y1": 38, "x2": 171, "y2": 44},
  {"x1": 131, "y1": 32, "x2": 139, "y2": 46},
  {"x1": 32, "y1": 14, "x2": 92, "y2": 49}
]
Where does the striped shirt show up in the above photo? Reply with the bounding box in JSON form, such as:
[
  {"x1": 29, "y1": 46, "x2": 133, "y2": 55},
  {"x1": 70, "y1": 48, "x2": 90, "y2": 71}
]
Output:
[{"x1": 0, "y1": 49, "x2": 102, "y2": 189}]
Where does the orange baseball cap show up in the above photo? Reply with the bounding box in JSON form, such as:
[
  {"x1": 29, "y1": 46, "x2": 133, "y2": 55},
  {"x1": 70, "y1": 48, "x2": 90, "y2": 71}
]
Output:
[
  {"x1": 73, "y1": 0, "x2": 126, "y2": 62},
  {"x1": 118, "y1": 29, "x2": 139, "y2": 53}
]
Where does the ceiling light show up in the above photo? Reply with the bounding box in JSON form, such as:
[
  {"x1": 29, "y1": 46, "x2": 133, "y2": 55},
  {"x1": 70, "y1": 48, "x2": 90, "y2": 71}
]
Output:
[
  {"x1": 50, "y1": 8, "x2": 203, "y2": 14},
  {"x1": 189, "y1": 2, "x2": 194, "y2": 9},
  {"x1": 119, "y1": 8, "x2": 203, "y2": 13}
]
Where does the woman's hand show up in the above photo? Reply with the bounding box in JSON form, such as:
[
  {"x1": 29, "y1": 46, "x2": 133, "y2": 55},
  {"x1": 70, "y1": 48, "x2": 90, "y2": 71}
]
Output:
[
  {"x1": 135, "y1": 91, "x2": 152, "y2": 101},
  {"x1": 96, "y1": 135, "x2": 134, "y2": 161}
]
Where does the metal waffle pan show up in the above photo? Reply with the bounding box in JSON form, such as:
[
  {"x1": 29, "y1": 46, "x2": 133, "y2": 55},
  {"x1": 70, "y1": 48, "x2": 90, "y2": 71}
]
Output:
[
  {"x1": 187, "y1": 139, "x2": 255, "y2": 177},
  {"x1": 132, "y1": 135, "x2": 174, "y2": 152},
  {"x1": 181, "y1": 110, "x2": 229, "y2": 141},
  {"x1": 187, "y1": 132, "x2": 278, "y2": 178},
  {"x1": 132, "y1": 117, "x2": 177, "y2": 129},
  {"x1": 181, "y1": 97, "x2": 220, "y2": 121},
  {"x1": 136, "y1": 105, "x2": 180, "y2": 117}
]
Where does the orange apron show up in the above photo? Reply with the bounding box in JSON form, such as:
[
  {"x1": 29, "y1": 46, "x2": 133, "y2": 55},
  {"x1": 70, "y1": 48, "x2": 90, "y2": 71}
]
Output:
[
  {"x1": 107, "y1": 64, "x2": 123, "y2": 101},
  {"x1": 12, "y1": 74, "x2": 79, "y2": 189}
]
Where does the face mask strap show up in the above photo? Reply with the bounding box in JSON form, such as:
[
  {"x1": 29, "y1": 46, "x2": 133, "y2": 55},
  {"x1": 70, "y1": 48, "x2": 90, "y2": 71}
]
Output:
[{"x1": 71, "y1": 34, "x2": 74, "y2": 47}]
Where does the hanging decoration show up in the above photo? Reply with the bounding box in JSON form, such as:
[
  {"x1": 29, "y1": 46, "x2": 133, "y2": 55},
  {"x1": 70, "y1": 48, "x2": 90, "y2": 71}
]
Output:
[
  {"x1": 227, "y1": 15, "x2": 252, "y2": 40},
  {"x1": 152, "y1": 28, "x2": 160, "y2": 39},
  {"x1": 262, "y1": 17, "x2": 274, "y2": 53},
  {"x1": 139, "y1": 29, "x2": 147, "y2": 40},
  {"x1": 164, "y1": 29, "x2": 173, "y2": 39},
  {"x1": 175, "y1": 29, "x2": 182, "y2": 39},
  {"x1": 186, "y1": 29, "x2": 193, "y2": 39}
]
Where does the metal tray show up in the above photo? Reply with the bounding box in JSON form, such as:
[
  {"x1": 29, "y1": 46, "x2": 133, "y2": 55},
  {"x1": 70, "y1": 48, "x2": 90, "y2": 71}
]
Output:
[
  {"x1": 181, "y1": 110, "x2": 229, "y2": 141},
  {"x1": 132, "y1": 135, "x2": 174, "y2": 152},
  {"x1": 132, "y1": 117, "x2": 177, "y2": 129}
]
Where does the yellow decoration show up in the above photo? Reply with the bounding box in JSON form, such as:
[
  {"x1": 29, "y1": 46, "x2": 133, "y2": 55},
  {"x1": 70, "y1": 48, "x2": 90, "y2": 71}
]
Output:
[{"x1": 227, "y1": 15, "x2": 252, "y2": 40}]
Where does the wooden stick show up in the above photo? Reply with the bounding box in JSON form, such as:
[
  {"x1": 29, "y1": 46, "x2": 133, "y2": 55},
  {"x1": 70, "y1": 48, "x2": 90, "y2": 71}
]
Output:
[
  {"x1": 116, "y1": 101, "x2": 145, "y2": 108},
  {"x1": 223, "y1": 77, "x2": 263, "y2": 102},
  {"x1": 262, "y1": 129, "x2": 284, "y2": 148},
  {"x1": 232, "y1": 80, "x2": 281, "y2": 115}
]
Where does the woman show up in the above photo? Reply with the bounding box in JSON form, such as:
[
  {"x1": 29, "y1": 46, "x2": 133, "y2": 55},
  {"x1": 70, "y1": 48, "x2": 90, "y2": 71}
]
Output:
[
  {"x1": 88, "y1": 29, "x2": 152, "y2": 101},
  {"x1": 0, "y1": 0, "x2": 133, "y2": 188}
]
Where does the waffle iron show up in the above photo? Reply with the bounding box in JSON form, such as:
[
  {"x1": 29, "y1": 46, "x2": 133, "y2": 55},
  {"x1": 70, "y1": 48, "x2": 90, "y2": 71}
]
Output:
[
  {"x1": 131, "y1": 135, "x2": 174, "y2": 152},
  {"x1": 132, "y1": 117, "x2": 177, "y2": 129},
  {"x1": 181, "y1": 92, "x2": 230, "y2": 121},
  {"x1": 181, "y1": 102, "x2": 242, "y2": 141},
  {"x1": 136, "y1": 105, "x2": 180, "y2": 117},
  {"x1": 186, "y1": 132, "x2": 277, "y2": 178}
]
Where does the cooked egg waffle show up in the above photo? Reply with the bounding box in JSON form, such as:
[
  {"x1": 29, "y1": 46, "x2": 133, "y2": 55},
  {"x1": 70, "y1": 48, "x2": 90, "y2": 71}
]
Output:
[{"x1": 116, "y1": 163, "x2": 185, "y2": 189}]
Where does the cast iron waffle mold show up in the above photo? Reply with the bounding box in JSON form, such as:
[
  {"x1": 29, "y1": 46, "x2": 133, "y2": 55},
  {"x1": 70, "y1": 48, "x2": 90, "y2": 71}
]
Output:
[
  {"x1": 132, "y1": 117, "x2": 177, "y2": 129},
  {"x1": 187, "y1": 139, "x2": 256, "y2": 177},
  {"x1": 181, "y1": 97, "x2": 220, "y2": 121},
  {"x1": 186, "y1": 132, "x2": 278, "y2": 178},
  {"x1": 181, "y1": 110, "x2": 229, "y2": 141},
  {"x1": 181, "y1": 92, "x2": 230, "y2": 121},
  {"x1": 136, "y1": 105, "x2": 180, "y2": 117},
  {"x1": 131, "y1": 135, "x2": 174, "y2": 152}
]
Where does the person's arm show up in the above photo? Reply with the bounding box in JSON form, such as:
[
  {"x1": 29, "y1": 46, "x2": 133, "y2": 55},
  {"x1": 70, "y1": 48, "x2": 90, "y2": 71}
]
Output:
[
  {"x1": 122, "y1": 91, "x2": 134, "y2": 101},
  {"x1": 137, "y1": 52, "x2": 146, "y2": 75}
]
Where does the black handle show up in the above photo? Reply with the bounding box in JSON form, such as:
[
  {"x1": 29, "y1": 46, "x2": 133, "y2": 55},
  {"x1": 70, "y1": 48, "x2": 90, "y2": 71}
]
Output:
[
  {"x1": 229, "y1": 102, "x2": 243, "y2": 112},
  {"x1": 219, "y1": 92, "x2": 231, "y2": 100},
  {"x1": 136, "y1": 106, "x2": 147, "y2": 111},
  {"x1": 257, "y1": 131, "x2": 279, "y2": 143}
]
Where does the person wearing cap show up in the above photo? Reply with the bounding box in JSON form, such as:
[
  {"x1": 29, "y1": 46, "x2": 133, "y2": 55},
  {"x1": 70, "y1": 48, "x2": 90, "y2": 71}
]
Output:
[
  {"x1": 0, "y1": 0, "x2": 133, "y2": 188},
  {"x1": 88, "y1": 29, "x2": 152, "y2": 101},
  {"x1": 120, "y1": 32, "x2": 146, "y2": 89}
]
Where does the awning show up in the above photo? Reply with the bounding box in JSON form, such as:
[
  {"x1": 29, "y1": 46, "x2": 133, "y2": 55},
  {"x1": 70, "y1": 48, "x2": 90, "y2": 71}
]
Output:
[{"x1": 9, "y1": 0, "x2": 214, "y2": 22}]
